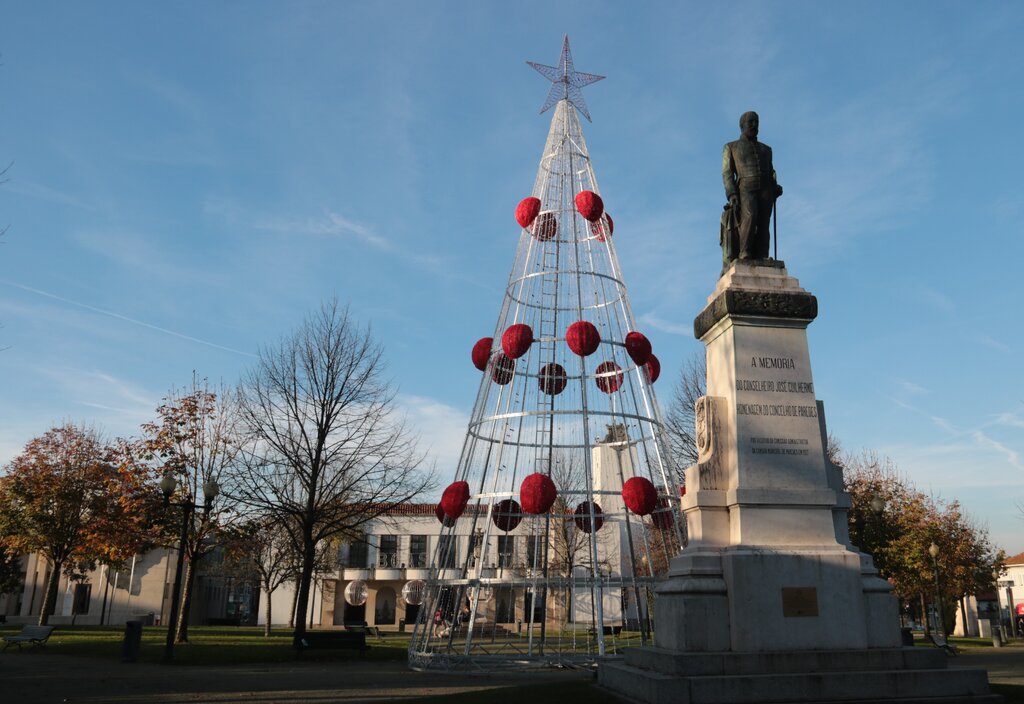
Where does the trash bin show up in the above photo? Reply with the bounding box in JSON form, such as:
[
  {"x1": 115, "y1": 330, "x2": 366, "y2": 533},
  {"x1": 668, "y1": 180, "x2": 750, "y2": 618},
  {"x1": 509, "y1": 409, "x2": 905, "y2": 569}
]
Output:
[
  {"x1": 399, "y1": 618, "x2": 406, "y2": 633},
  {"x1": 900, "y1": 627, "x2": 914, "y2": 647},
  {"x1": 122, "y1": 620, "x2": 143, "y2": 663}
]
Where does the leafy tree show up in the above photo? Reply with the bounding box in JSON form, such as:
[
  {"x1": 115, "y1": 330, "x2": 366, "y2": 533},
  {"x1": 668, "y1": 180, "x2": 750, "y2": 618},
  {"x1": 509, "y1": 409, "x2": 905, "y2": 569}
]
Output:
[
  {"x1": 0, "y1": 543, "x2": 23, "y2": 596},
  {"x1": 843, "y1": 452, "x2": 1002, "y2": 635},
  {"x1": 0, "y1": 425, "x2": 154, "y2": 624},
  {"x1": 136, "y1": 377, "x2": 240, "y2": 643},
  {"x1": 231, "y1": 300, "x2": 433, "y2": 647}
]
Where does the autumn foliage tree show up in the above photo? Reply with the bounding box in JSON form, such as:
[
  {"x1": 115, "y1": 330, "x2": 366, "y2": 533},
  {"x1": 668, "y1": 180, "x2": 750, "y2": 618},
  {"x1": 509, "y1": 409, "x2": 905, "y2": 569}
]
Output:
[
  {"x1": 843, "y1": 452, "x2": 1002, "y2": 635},
  {"x1": 0, "y1": 424, "x2": 154, "y2": 625},
  {"x1": 136, "y1": 378, "x2": 240, "y2": 643},
  {"x1": 221, "y1": 516, "x2": 300, "y2": 636}
]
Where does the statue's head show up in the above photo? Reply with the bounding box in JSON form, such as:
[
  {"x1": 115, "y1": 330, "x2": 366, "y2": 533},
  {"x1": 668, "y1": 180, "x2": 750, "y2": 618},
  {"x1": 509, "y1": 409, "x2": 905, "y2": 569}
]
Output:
[{"x1": 740, "y1": 111, "x2": 759, "y2": 140}]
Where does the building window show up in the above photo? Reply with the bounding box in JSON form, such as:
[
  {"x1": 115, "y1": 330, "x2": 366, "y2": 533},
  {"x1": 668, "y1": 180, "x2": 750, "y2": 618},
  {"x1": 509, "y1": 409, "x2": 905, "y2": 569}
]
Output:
[
  {"x1": 378, "y1": 535, "x2": 398, "y2": 568},
  {"x1": 72, "y1": 583, "x2": 91, "y2": 615},
  {"x1": 468, "y1": 533, "x2": 482, "y2": 568},
  {"x1": 526, "y1": 534, "x2": 543, "y2": 570},
  {"x1": 347, "y1": 539, "x2": 368, "y2": 568},
  {"x1": 409, "y1": 535, "x2": 428, "y2": 568},
  {"x1": 437, "y1": 535, "x2": 457, "y2": 568},
  {"x1": 497, "y1": 535, "x2": 515, "y2": 568}
]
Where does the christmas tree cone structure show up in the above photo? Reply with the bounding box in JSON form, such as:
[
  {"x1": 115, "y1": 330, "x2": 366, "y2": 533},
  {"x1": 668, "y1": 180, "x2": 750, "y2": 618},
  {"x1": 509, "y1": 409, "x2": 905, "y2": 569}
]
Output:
[{"x1": 409, "y1": 39, "x2": 679, "y2": 671}]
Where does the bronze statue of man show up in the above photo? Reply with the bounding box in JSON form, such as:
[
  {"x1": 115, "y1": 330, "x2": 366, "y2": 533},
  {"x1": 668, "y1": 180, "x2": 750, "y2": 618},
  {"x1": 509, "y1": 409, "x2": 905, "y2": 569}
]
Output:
[{"x1": 722, "y1": 111, "x2": 783, "y2": 263}]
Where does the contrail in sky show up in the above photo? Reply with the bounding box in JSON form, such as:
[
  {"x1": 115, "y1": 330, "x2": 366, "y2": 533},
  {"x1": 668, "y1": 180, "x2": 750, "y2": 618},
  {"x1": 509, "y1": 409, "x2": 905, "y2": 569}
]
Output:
[{"x1": 1, "y1": 279, "x2": 257, "y2": 358}]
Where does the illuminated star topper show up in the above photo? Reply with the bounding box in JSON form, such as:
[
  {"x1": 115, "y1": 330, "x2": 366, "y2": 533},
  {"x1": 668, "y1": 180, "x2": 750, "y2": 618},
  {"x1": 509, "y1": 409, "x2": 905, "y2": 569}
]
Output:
[{"x1": 527, "y1": 35, "x2": 605, "y2": 122}]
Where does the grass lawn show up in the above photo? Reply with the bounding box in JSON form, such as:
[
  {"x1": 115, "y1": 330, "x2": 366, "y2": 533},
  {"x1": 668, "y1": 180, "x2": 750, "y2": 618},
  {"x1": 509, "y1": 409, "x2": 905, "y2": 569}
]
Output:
[{"x1": 0, "y1": 624, "x2": 410, "y2": 665}]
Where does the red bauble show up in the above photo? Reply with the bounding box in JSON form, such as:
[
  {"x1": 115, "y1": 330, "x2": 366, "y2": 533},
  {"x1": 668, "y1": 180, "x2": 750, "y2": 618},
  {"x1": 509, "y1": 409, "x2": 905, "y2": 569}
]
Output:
[
  {"x1": 594, "y1": 360, "x2": 623, "y2": 393},
  {"x1": 645, "y1": 354, "x2": 661, "y2": 384},
  {"x1": 591, "y1": 212, "x2": 614, "y2": 242},
  {"x1": 680, "y1": 485, "x2": 687, "y2": 497},
  {"x1": 575, "y1": 190, "x2": 604, "y2": 222},
  {"x1": 624, "y1": 331, "x2": 652, "y2": 366},
  {"x1": 520, "y1": 473, "x2": 557, "y2": 515},
  {"x1": 434, "y1": 503, "x2": 456, "y2": 527},
  {"x1": 492, "y1": 353, "x2": 515, "y2": 385},
  {"x1": 622, "y1": 477, "x2": 658, "y2": 516},
  {"x1": 472, "y1": 337, "x2": 492, "y2": 372},
  {"x1": 492, "y1": 498, "x2": 522, "y2": 532},
  {"x1": 651, "y1": 498, "x2": 675, "y2": 530},
  {"x1": 532, "y1": 211, "x2": 558, "y2": 241},
  {"x1": 538, "y1": 362, "x2": 567, "y2": 395},
  {"x1": 573, "y1": 501, "x2": 604, "y2": 533},
  {"x1": 502, "y1": 324, "x2": 533, "y2": 359},
  {"x1": 566, "y1": 320, "x2": 600, "y2": 356},
  {"x1": 515, "y1": 197, "x2": 541, "y2": 228},
  {"x1": 440, "y1": 481, "x2": 470, "y2": 520}
]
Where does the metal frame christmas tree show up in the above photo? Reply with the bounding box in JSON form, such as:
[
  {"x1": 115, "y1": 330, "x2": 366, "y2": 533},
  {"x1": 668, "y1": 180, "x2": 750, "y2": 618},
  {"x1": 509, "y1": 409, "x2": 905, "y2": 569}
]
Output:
[{"x1": 409, "y1": 37, "x2": 682, "y2": 670}]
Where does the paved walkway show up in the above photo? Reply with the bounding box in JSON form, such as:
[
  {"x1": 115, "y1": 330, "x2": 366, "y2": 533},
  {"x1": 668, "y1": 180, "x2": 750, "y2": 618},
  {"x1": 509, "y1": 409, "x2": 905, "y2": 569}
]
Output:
[
  {"x1": 2, "y1": 643, "x2": 1021, "y2": 703},
  {"x1": 1, "y1": 654, "x2": 592, "y2": 704}
]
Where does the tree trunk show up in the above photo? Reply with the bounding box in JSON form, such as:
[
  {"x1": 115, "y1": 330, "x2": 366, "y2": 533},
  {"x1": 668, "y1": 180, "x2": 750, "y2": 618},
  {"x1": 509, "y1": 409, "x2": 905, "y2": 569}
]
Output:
[
  {"x1": 38, "y1": 561, "x2": 61, "y2": 626},
  {"x1": 925, "y1": 589, "x2": 933, "y2": 634},
  {"x1": 291, "y1": 538, "x2": 316, "y2": 649},
  {"x1": 288, "y1": 580, "x2": 299, "y2": 628},
  {"x1": 264, "y1": 581, "x2": 274, "y2": 637},
  {"x1": 175, "y1": 558, "x2": 197, "y2": 643}
]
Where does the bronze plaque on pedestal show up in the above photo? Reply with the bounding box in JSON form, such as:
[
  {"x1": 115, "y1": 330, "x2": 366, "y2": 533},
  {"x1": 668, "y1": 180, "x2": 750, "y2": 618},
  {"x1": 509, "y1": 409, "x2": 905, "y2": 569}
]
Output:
[{"x1": 781, "y1": 587, "x2": 819, "y2": 617}]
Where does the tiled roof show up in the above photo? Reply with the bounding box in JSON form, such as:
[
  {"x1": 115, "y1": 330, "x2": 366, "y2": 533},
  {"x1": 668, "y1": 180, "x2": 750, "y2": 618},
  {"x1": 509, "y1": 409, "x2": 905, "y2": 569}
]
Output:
[{"x1": 1005, "y1": 551, "x2": 1024, "y2": 566}]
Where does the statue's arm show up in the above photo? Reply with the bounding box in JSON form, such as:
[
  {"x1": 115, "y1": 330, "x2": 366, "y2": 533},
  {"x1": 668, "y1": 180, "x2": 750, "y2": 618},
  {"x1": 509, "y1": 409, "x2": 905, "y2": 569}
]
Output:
[{"x1": 722, "y1": 144, "x2": 738, "y2": 202}]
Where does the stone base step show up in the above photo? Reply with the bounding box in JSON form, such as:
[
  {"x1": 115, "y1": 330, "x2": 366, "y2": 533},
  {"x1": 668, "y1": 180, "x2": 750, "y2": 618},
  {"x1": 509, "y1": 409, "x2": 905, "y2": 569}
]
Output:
[
  {"x1": 599, "y1": 662, "x2": 998, "y2": 704},
  {"x1": 623, "y1": 646, "x2": 946, "y2": 677}
]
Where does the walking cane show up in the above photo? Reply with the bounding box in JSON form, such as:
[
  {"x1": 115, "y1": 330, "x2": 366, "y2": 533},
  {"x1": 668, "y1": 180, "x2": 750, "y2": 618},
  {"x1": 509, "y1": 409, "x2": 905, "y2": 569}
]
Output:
[{"x1": 772, "y1": 197, "x2": 778, "y2": 261}]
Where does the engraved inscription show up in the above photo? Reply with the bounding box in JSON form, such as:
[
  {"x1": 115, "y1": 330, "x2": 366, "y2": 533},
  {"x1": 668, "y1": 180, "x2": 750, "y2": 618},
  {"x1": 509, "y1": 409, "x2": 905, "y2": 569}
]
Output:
[{"x1": 750, "y1": 437, "x2": 810, "y2": 456}]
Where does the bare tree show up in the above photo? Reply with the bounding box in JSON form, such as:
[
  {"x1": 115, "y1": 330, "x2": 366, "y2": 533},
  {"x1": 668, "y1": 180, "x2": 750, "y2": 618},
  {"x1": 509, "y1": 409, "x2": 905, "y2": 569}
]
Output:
[
  {"x1": 222, "y1": 516, "x2": 300, "y2": 636},
  {"x1": 663, "y1": 353, "x2": 705, "y2": 482},
  {"x1": 231, "y1": 300, "x2": 433, "y2": 647}
]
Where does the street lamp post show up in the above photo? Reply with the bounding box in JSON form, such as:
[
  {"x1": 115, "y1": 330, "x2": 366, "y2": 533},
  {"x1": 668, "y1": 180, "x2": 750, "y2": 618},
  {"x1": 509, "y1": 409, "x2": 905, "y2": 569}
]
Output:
[
  {"x1": 160, "y1": 474, "x2": 219, "y2": 664},
  {"x1": 928, "y1": 542, "x2": 945, "y2": 641}
]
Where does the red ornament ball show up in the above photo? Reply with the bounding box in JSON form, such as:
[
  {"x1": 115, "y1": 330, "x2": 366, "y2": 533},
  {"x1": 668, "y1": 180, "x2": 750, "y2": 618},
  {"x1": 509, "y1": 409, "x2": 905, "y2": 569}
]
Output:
[
  {"x1": 515, "y1": 197, "x2": 541, "y2": 228},
  {"x1": 680, "y1": 485, "x2": 687, "y2": 497},
  {"x1": 502, "y1": 324, "x2": 533, "y2": 359},
  {"x1": 566, "y1": 320, "x2": 601, "y2": 356},
  {"x1": 622, "y1": 477, "x2": 659, "y2": 516},
  {"x1": 651, "y1": 498, "x2": 675, "y2": 530},
  {"x1": 532, "y1": 211, "x2": 558, "y2": 241},
  {"x1": 538, "y1": 362, "x2": 567, "y2": 395},
  {"x1": 624, "y1": 331, "x2": 652, "y2": 366},
  {"x1": 492, "y1": 353, "x2": 515, "y2": 385},
  {"x1": 575, "y1": 190, "x2": 604, "y2": 222},
  {"x1": 573, "y1": 501, "x2": 604, "y2": 533},
  {"x1": 492, "y1": 498, "x2": 522, "y2": 532},
  {"x1": 434, "y1": 503, "x2": 456, "y2": 527},
  {"x1": 595, "y1": 360, "x2": 623, "y2": 394},
  {"x1": 472, "y1": 337, "x2": 492, "y2": 372},
  {"x1": 591, "y1": 213, "x2": 614, "y2": 242},
  {"x1": 520, "y1": 473, "x2": 557, "y2": 515},
  {"x1": 645, "y1": 354, "x2": 661, "y2": 384},
  {"x1": 440, "y1": 481, "x2": 470, "y2": 520}
]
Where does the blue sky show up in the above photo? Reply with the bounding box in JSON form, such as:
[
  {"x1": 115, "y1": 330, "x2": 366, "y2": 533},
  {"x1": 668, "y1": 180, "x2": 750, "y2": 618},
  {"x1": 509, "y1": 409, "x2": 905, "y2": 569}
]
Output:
[{"x1": 1, "y1": 2, "x2": 1022, "y2": 554}]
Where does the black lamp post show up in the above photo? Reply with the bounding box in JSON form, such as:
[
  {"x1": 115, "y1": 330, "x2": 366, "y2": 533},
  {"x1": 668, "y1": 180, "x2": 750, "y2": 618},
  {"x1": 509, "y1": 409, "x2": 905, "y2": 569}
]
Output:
[
  {"x1": 160, "y1": 474, "x2": 219, "y2": 664},
  {"x1": 928, "y1": 542, "x2": 945, "y2": 640}
]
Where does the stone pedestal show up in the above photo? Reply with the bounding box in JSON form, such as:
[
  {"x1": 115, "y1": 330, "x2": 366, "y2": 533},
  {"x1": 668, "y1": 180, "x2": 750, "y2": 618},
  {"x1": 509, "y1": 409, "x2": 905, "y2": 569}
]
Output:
[{"x1": 599, "y1": 260, "x2": 997, "y2": 703}]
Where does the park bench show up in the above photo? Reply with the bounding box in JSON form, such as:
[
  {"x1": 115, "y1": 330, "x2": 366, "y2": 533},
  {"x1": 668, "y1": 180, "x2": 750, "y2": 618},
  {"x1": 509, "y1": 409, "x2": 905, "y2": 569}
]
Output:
[
  {"x1": 3, "y1": 625, "x2": 55, "y2": 652},
  {"x1": 299, "y1": 630, "x2": 368, "y2": 655},
  {"x1": 928, "y1": 632, "x2": 958, "y2": 656}
]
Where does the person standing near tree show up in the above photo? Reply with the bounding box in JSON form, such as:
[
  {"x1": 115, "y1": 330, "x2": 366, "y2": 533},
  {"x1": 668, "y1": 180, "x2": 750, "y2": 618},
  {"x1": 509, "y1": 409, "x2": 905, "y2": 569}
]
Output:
[{"x1": 722, "y1": 111, "x2": 783, "y2": 262}]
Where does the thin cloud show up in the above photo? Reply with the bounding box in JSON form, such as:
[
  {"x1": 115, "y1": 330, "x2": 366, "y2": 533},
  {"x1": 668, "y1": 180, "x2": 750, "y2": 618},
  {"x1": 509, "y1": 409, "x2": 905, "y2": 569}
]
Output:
[
  {"x1": 1, "y1": 280, "x2": 255, "y2": 358},
  {"x1": 639, "y1": 312, "x2": 692, "y2": 336},
  {"x1": 972, "y1": 430, "x2": 1023, "y2": 471}
]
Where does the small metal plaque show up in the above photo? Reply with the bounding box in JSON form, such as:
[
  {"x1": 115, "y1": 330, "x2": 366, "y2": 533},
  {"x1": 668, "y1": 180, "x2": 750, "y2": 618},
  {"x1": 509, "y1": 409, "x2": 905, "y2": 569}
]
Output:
[{"x1": 781, "y1": 587, "x2": 819, "y2": 617}]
